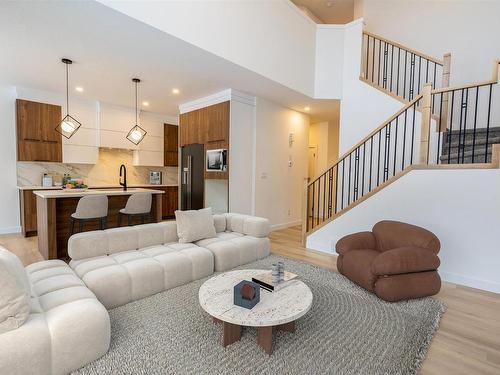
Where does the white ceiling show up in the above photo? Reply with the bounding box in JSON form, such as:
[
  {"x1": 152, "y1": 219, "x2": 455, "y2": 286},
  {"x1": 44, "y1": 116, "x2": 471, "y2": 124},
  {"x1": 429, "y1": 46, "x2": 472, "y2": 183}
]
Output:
[
  {"x1": 0, "y1": 1, "x2": 338, "y2": 122},
  {"x1": 292, "y1": 0, "x2": 355, "y2": 24}
]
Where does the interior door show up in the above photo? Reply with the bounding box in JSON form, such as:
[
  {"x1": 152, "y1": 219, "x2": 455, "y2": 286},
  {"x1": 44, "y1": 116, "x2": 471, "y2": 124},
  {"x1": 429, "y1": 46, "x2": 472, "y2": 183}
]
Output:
[
  {"x1": 308, "y1": 146, "x2": 318, "y2": 179},
  {"x1": 181, "y1": 144, "x2": 204, "y2": 210}
]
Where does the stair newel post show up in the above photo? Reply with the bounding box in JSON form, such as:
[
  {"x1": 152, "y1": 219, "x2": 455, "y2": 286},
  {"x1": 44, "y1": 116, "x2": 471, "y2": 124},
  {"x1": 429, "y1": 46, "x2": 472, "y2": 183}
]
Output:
[
  {"x1": 301, "y1": 177, "x2": 310, "y2": 246},
  {"x1": 492, "y1": 144, "x2": 500, "y2": 168},
  {"x1": 419, "y1": 83, "x2": 433, "y2": 165},
  {"x1": 439, "y1": 53, "x2": 452, "y2": 132}
]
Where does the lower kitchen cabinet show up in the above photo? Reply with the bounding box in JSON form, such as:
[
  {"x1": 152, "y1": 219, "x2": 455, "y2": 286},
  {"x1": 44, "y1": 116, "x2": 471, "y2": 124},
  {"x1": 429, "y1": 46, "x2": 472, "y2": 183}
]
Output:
[
  {"x1": 163, "y1": 186, "x2": 178, "y2": 219},
  {"x1": 150, "y1": 186, "x2": 178, "y2": 219},
  {"x1": 19, "y1": 190, "x2": 38, "y2": 237}
]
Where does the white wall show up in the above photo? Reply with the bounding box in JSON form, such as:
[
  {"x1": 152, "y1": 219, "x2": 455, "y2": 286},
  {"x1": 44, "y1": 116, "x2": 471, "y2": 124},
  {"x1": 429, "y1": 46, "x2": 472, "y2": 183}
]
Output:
[
  {"x1": 255, "y1": 98, "x2": 309, "y2": 229},
  {"x1": 205, "y1": 179, "x2": 229, "y2": 214},
  {"x1": 229, "y1": 95, "x2": 257, "y2": 215},
  {"x1": 98, "y1": 0, "x2": 317, "y2": 97},
  {"x1": 339, "y1": 18, "x2": 403, "y2": 154},
  {"x1": 0, "y1": 86, "x2": 20, "y2": 234},
  {"x1": 307, "y1": 167, "x2": 500, "y2": 294},
  {"x1": 314, "y1": 25, "x2": 344, "y2": 98},
  {"x1": 358, "y1": 0, "x2": 500, "y2": 87}
]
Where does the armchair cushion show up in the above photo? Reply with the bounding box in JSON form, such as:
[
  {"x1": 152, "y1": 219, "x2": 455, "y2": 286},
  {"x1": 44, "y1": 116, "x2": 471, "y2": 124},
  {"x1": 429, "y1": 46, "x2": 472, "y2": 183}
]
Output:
[
  {"x1": 335, "y1": 232, "x2": 376, "y2": 255},
  {"x1": 339, "y1": 249, "x2": 379, "y2": 291},
  {"x1": 372, "y1": 246, "x2": 440, "y2": 276},
  {"x1": 373, "y1": 220, "x2": 440, "y2": 253}
]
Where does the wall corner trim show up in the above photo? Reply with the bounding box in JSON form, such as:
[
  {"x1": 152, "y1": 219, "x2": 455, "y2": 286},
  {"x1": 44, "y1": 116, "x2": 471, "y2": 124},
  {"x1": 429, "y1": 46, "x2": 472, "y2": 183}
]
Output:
[{"x1": 178, "y1": 89, "x2": 256, "y2": 114}]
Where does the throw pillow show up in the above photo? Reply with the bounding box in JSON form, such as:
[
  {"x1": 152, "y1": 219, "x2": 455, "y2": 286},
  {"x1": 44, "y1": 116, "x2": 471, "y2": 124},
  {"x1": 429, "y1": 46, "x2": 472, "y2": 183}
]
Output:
[
  {"x1": 0, "y1": 247, "x2": 31, "y2": 334},
  {"x1": 175, "y1": 207, "x2": 217, "y2": 243}
]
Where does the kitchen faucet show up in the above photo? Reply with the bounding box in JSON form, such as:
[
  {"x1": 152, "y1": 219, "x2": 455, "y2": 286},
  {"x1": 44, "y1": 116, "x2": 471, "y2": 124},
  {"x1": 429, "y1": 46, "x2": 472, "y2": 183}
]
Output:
[{"x1": 119, "y1": 164, "x2": 127, "y2": 191}]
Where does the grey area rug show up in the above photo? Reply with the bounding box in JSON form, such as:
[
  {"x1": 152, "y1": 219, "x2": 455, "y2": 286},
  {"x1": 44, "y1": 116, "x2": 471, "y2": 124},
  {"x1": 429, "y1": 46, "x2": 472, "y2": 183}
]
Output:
[{"x1": 74, "y1": 255, "x2": 445, "y2": 375}]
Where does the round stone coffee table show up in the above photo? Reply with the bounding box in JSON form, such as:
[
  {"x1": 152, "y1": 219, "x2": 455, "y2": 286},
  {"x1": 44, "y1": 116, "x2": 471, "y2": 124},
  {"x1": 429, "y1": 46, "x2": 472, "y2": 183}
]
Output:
[{"x1": 199, "y1": 269, "x2": 313, "y2": 354}]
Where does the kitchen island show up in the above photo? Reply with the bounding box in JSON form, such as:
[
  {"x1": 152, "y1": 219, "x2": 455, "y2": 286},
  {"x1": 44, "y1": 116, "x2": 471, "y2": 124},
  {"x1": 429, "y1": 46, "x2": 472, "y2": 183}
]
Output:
[{"x1": 34, "y1": 188, "x2": 164, "y2": 260}]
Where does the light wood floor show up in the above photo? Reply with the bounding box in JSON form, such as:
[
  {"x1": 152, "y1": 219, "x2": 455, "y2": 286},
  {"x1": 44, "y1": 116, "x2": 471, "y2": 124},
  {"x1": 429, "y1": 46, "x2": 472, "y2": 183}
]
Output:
[{"x1": 2, "y1": 226, "x2": 500, "y2": 374}]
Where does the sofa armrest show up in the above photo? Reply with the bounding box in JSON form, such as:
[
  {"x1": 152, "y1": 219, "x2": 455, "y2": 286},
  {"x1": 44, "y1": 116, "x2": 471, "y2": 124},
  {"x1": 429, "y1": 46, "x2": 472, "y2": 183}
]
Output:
[
  {"x1": 224, "y1": 213, "x2": 270, "y2": 238},
  {"x1": 335, "y1": 232, "x2": 376, "y2": 255},
  {"x1": 371, "y1": 246, "x2": 440, "y2": 276}
]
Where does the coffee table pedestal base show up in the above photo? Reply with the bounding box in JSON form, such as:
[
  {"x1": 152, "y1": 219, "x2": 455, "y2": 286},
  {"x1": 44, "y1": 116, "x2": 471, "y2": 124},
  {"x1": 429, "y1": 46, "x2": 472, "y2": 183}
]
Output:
[{"x1": 215, "y1": 317, "x2": 296, "y2": 355}]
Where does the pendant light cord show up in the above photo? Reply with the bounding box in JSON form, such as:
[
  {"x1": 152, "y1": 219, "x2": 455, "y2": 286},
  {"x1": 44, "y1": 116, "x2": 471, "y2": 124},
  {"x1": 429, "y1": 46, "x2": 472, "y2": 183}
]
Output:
[
  {"x1": 135, "y1": 80, "x2": 138, "y2": 125},
  {"x1": 66, "y1": 62, "x2": 69, "y2": 116}
]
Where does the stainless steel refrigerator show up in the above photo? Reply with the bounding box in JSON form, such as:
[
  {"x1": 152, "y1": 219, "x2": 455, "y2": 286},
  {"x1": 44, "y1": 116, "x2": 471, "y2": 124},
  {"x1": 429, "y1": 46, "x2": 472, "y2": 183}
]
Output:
[{"x1": 180, "y1": 144, "x2": 204, "y2": 210}]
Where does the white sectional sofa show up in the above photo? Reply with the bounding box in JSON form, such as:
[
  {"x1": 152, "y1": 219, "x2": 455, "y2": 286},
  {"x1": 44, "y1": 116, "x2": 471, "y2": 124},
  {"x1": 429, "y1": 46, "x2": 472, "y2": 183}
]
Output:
[
  {"x1": 0, "y1": 212, "x2": 269, "y2": 374},
  {"x1": 68, "y1": 213, "x2": 270, "y2": 309},
  {"x1": 0, "y1": 249, "x2": 110, "y2": 375}
]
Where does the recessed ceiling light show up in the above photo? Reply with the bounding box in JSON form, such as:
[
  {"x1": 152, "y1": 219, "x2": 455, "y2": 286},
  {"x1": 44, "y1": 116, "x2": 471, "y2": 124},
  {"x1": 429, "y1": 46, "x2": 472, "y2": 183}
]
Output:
[
  {"x1": 304, "y1": 107, "x2": 311, "y2": 111},
  {"x1": 142, "y1": 101, "x2": 149, "y2": 106},
  {"x1": 172, "y1": 88, "x2": 180, "y2": 94},
  {"x1": 75, "y1": 86, "x2": 84, "y2": 92}
]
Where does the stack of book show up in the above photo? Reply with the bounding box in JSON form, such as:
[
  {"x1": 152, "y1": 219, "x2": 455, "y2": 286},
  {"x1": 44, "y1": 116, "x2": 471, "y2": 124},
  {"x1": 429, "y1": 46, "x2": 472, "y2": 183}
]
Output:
[{"x1": 252, "y1": 271, "x2": 298, "y2": 292}]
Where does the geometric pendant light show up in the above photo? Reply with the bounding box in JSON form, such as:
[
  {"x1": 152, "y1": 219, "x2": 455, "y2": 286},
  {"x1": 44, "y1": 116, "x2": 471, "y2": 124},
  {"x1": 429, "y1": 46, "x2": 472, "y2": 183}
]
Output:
[
  {"x1": 126, "y1": 78, "x2": 147, "y2": 145},
  {"x1": 55, "y1": 58, "x2": 82, "y2": 139}
]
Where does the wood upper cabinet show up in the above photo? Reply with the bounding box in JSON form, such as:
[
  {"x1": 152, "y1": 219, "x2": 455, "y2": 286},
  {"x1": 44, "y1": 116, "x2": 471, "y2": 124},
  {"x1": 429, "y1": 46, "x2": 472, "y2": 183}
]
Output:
[
  {"x1": 16, "y1": 99, "x2": 62, "y2": 162},
  {"x1": 179, "y1": 101, "x2": 229, "y2": 146},
  {"x1": 164, "y1": 123, "x2": 179, "y2": 166},
  {"x1": 207, "y1": 101, "x2": 229, "y2": 143}
]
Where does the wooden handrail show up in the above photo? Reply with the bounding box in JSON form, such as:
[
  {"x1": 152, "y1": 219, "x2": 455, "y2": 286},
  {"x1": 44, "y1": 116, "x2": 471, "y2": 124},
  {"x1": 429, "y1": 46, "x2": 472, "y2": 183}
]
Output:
[
  {"x1": 363, "y1": 30, "x2": 444, "y2": 66},
  {"x1": 431, "y1": 60, "x2": 500, "y2": 94},
  {"x1": 308, "y1": 94, "x2": 423, "y2": 187}
]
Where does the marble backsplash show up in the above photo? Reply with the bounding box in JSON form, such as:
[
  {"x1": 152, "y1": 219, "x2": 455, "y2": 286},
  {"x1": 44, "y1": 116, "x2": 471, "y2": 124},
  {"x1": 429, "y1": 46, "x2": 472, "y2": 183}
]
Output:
[{"x1": 17, "y1": 148, "x2": 178, "y2": 187}]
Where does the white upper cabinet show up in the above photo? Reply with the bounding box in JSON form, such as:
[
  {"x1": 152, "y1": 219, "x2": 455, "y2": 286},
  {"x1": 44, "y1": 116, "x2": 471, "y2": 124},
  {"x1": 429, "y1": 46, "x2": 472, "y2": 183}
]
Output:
[
  {"x1": 99, "y1": 103, "x2": 138, "y2": 150},
  {"x1": 133, "y1": 111, "x2": 177, "y2": 167}
]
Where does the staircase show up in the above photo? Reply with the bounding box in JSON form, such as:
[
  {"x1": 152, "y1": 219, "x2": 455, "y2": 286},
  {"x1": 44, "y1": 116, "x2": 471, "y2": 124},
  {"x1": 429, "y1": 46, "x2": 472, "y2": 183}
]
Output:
[
  {"x1": 302, "y1": 31, "x2": 500, "y2": 240},
  {"x1": 441, "y1": 127, "x2": 500, "y2": 164}
]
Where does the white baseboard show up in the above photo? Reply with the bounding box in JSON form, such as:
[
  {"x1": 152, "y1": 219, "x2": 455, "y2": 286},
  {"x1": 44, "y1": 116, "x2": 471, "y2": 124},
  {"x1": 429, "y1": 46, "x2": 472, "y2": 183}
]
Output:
[
  {"x1": 305, "y1": 239, "x2": 335, "y2": 254},
  {"x1": 0, "y1": 226, "x2": 22, "y2": 235},
  {"x1": 270, "y1": 220, "x2": 301, "y2": 231},
  {"x1": 440, "y1": 270, "x2": 500, "y2": 294}
]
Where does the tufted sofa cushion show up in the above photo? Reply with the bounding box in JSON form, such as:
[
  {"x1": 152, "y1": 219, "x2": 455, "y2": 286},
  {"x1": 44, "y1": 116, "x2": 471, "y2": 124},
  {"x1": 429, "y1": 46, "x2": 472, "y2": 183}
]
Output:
[
  {"x1": 70, "y1": 242, "x2": 214, "y2": 309},
  {"x1": 0, "y1": 250, "x2": 110, "y2": 375},
  {"x1": 224, "y1": 213, "x2": 270, "y2": 238},
  {"x1": 69, "y1": 221, "x2": 178, "y2": 260},
  {"x1": 196, "y1": 232, "x2": 270, "y2": 272}
]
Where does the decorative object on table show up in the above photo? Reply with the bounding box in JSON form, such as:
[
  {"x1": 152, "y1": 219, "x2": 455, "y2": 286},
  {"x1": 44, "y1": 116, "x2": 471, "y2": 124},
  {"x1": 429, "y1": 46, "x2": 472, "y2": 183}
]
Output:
[
  {"x1": 271, "y1": 263, "x2": 280, "y2": 284},
  {"x1": 126, "y1": 78, "x2": 147, "y2": 145},
  {"x1": 252, "y1": 270, "x2": 298, "y2": 292},
  {"x1": 54, "y1": 58, "x2": 82, "y2": 139},
  {"x1": 233, "y1": 280, "x2": 260, "y2": 309},
  {"x1": 278, "y1": 261, "x2": 284, "y2": 281}
]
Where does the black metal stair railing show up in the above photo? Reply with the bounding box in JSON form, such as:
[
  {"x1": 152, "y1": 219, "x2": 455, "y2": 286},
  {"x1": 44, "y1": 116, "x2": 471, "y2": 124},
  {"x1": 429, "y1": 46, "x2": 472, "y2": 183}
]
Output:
[
  {"x1": 430, "y1": 81, "x2": 498, "y2": 164},
  {"x1": 361, "y1": 31, "x2": 447, "y2": 105},
  {"x1": 306, "y1": 95, "x2": 422, "y2": 232}
]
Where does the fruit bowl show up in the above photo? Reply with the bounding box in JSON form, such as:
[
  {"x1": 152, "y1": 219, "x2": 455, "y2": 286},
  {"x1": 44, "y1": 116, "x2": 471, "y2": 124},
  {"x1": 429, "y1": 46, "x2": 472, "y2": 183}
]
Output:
[{"x1": 63, "y1": 179, "x2": 88, "y2": 190}]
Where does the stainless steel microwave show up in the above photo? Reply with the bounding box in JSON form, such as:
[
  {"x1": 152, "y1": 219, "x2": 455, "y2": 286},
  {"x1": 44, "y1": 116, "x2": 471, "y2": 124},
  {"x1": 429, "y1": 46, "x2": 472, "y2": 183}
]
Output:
[{"x1": 206, "y1": 149, "x2": 227, "y2": 172}]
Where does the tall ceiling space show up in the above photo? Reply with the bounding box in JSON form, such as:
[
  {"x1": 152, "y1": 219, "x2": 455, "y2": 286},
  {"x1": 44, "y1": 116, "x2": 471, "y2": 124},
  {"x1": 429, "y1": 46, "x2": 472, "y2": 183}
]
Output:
[
  {"x1": 292, "y1": 0, "x2": 355, "y2": 24},
  {"x1": 0, "y1": 1, "x2": 338, "y2": 122}
]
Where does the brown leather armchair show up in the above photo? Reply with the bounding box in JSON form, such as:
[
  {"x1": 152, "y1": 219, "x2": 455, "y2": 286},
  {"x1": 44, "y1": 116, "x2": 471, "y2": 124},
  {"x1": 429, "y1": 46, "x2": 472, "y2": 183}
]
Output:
[{"x1": 335, "y1": 220, "x2": 441, "y2": 302}]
